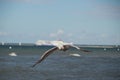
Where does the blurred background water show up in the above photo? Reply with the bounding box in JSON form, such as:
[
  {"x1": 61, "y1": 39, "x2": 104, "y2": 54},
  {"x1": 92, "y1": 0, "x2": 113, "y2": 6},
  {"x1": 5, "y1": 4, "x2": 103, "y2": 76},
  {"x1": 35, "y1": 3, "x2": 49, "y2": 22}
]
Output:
[{"x1": 0, "y1": 45, "x2": 120, "y2": 80}]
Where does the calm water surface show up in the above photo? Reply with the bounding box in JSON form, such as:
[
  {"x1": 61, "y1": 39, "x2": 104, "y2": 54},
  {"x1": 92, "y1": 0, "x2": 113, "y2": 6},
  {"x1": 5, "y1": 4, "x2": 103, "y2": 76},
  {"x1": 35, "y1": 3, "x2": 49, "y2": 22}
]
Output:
[{"x1": 0, "y1": 45, "x2": 120, "y2": 80}]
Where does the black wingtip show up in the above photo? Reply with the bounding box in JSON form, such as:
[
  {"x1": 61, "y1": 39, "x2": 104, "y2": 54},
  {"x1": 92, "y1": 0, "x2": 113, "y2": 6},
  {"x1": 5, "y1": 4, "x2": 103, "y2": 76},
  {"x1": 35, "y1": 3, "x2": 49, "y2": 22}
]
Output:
[
  {"x1": 81, "y1": 49, "x2": 92, "y2": 52},
  {"x1": 84, "y1": 50, "x2": 91, "y2": 52},
  {"x1": 31, "y1": 64, "x2": 36, "y2": 68}
]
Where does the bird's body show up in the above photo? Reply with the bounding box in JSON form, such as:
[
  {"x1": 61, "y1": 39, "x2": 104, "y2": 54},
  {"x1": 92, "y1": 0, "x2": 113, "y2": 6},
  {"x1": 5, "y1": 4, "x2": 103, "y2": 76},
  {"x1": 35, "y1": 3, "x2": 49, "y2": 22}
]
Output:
[{"x1": 32, "y1": 40, "x2": 90, "y2": 67}]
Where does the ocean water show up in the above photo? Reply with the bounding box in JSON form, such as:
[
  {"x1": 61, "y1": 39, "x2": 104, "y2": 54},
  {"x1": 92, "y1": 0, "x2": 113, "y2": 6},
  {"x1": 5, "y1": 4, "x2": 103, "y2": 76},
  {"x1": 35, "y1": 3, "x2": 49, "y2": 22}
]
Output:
[{"x1": 0, "y1": 45, "x2": 120, "y2": 80}]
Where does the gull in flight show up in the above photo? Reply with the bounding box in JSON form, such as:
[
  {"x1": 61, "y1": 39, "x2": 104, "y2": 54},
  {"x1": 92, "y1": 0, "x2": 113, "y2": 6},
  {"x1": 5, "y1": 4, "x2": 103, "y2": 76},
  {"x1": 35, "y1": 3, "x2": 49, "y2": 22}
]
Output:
[{"x1": 32, "y1": 40, "x2": 90, "y2": 67}]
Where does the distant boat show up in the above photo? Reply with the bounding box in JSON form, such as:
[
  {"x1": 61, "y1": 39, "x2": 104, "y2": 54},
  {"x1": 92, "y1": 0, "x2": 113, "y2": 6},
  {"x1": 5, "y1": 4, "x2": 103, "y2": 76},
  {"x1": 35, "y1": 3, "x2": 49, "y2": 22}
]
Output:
[
  {"x1": 117, "y1": 48, "x2": 119, "y2": 51},
  {"x1": 9, "y1": 46, "x2": 12, "y2": 49},
  {"x1": 19, "y1": 42, "x2": 21, "y2": 46},
  {"x1": 104, "y1": 48, "x2": 106, "y2": 51},
  {"x1": 69, "y1": 53, "x2": 81, "y2": 57},
  {"x1": 9, "y1": 52, "x2": 17, "y2": 56},
  {"x1": 36, "y1": 40, "x2": 52, "y2": 46},
  {"x1": 2, "y1": 42, "x2": 4, "y2": 45}
]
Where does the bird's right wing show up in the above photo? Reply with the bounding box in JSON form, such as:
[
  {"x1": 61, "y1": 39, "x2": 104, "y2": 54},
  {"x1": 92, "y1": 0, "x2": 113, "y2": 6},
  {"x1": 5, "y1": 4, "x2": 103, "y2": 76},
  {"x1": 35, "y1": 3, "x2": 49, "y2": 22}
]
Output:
[
  {"x1": 70, "y1": 45, "x2": 91, "y2": 52},
  {"x1": 70, "y1": 45, "x2": 80, "y2": 50},
  {"x1": 79, "y1": 48, "x2": 91, "y2": 52},
  {"x1": 32, "y1": 47, "x2": 58, "y2": 67}
]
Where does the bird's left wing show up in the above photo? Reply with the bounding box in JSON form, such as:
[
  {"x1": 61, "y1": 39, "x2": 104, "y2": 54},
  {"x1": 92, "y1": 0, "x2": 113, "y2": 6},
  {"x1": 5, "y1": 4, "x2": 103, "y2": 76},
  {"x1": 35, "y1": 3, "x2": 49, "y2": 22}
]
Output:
[{"x1": 32, "y1": 47, "x2": 58, "y2": 67}]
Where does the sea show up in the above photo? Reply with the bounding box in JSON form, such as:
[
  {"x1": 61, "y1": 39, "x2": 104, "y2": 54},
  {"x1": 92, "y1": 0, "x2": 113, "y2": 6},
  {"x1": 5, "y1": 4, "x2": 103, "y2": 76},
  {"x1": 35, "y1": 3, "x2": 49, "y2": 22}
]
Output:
[{"x1": 0, "y1": 44, "x2": 120, "y2": 80}]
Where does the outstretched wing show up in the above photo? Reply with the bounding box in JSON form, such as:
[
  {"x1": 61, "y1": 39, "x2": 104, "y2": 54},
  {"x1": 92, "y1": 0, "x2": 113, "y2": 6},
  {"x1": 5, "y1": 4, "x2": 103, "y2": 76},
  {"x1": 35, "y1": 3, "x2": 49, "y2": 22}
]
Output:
[
  {"x1": 70, "y1": 45, "x2": 80, "y2": 50},
  {"x1": 79, "y1": 48, "x2": 91, "y2": 52},
  {"x1": 32, "y1": 47, "x2": 58, "y2": 67},
  {"x1": 70, "y1": 45, "x2": 91, "y2": 52}
]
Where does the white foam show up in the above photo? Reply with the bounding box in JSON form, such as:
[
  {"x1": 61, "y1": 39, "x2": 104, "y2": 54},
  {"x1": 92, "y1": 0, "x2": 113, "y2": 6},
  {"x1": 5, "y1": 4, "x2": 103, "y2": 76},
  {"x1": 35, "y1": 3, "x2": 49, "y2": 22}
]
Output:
[
  {"x1": 104, "y1": 48, "x2": 106, "y2": 51},
  {"x1": 9, "y1": 52, "x2": 17, "y2": 56},
  {"x1": 117, "y1": 48, "x2": 119, "y2": 51},
  {"x1": 69, "y1": 54, "x2": 81, "y2": 57},
  {"x1": 9, "y1": 46, "x2": 12, "y2": 49}
]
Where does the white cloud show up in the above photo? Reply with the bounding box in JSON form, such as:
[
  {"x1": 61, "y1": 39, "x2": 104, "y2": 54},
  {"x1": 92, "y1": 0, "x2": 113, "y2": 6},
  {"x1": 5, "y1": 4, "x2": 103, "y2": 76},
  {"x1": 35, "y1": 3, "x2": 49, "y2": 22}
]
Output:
[
  {"x1": 101, "y1": 33, "x2": 108, "y2": 38},
  {"x1": 0, "y1": 32, "x2": 8, "y2": 36},
  {"x1": 49, "y1": 29, "x2": 64, "y2": 38},
  {"x1": 57, "y1": 29, "x2": 64, "y2": 35},
  {"x1": 49, "y1": 29, "x2": 75, "y2": 43},
  {"x1": 67, "y1": 33, "x2": 73, "y2": 37},
  {"x1": 49, "y1": 33, "x2": 57, "y2": 37}
]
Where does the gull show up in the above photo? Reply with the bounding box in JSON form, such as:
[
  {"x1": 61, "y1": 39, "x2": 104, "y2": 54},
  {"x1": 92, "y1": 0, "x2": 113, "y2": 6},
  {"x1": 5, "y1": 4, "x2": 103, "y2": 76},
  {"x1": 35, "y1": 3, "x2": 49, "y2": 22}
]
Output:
[{"x1": 32, "y1": 40, "x2": 90, "y2": 67}]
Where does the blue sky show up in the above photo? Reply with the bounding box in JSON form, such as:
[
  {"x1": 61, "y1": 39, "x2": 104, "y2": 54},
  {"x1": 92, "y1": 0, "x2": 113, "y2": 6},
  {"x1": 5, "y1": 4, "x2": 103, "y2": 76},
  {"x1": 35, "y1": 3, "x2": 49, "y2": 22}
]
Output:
[{"x1": 0, "y1": 0, "x2": 120, "y2": 45}]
